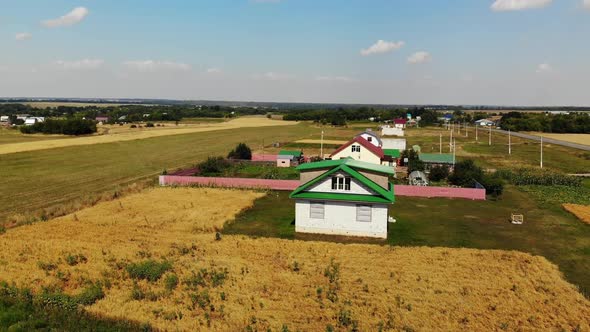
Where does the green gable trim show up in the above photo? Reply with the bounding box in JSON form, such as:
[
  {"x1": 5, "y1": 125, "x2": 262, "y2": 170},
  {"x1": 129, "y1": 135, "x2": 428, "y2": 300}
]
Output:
[
  {"x1": 289, "y1": 162, "x2": 395, "y2": 204},
  {"x1": 279, "y1": 150, "x2": 302, "y2": 157},
  {"x1": 419, "y1": 153, "x2": 454, "y2": 164},
  {"x1": 291, "y1": 191, "x2": 393, "y2": 204},
  {"x1": 383, "y1": 149, "x2": 401, "y2": 158},
  {"x1": 296, "y1": 159, "x2": 394, "y2": 175}
]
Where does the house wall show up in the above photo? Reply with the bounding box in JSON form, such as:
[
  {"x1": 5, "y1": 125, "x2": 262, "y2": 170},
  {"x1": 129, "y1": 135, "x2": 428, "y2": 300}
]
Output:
[
  {"x1": 306, "y1": 171, "x2": 376, "y2": 195},
  {"x1": 331, "y1": 145, "x2": 381, "y2": 165},
  {"x1": 381, "y1": 127, "x2": 405, "y2": 137},
  {"x1": 277, "y1": 159, "x2": 291, "y2": 168},
  {"x1": 381, "y1": 138, "x2": 407, "y2": 150},
  {"x1": 295, "y1": 200, "x2": 388, "y2": 238}
]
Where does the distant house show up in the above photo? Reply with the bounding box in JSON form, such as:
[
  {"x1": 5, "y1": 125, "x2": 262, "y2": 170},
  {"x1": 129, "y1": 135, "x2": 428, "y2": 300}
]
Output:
[
  {"x1": 355, "y1": 131, "x2": 382, "y2": 147},
  {"x1": 290, "y1": 159, "x2": 395, "y2": 239},
  {"x1": 277, "y1": 150, "x2": 303, "y2": 167},
  {"x1": 24, "y1": 117, "x2": 45, "y2": 126},
  {"x1": 419, "y1": 153, "x2": 455, "y2": 172},
  {"x1": 393, "y1": 119, "x2": 407, "y2": 129},
  {"x1": 330, "y1": 136, "x2": 399, "y2": 168},
  {"x1": 95, "y1": 115, "x2": 109, "y2": 123},
  {"x1": 0, "y1": 116, "x2": 9, "y2": 123},
  {"x1": 381, "y1": 125, "x2": 405, "y2": 137},
  {"x1": 383, "y1": 149, "x2": 401, "y2": 167},
  {"x1": 475, "y1": 119, "x2": 495, "y2": 127}
]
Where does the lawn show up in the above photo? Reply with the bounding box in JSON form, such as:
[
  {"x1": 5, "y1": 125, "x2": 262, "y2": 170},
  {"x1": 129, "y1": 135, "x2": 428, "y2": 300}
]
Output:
[
  {"x1": 225, "y1": 186, "x2": 590, "y2": 297},
  {"x1": 0, "y1": 122, "x2": 315, "y2": 225}
]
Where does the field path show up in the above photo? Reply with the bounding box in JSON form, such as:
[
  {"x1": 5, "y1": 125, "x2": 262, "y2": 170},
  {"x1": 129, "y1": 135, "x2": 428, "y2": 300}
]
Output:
[{"x1": 0, "y1": 117, "x2": 296, "y2": 155}]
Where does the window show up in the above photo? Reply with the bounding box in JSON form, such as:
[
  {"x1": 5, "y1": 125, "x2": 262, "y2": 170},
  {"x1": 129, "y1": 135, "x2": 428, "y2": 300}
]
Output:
[
  {"x1": 367, "y1": 137, "x2": 372, "y2": 142},
  {"x1": 356, "y1": 205, "x2": 372, "y2": 222},
  {"x1": 351, "y1": 145, "x2": 361, "y2": 152},
  {"x1": 310, "y1": 202, "x2": 325, "y2": 219},
  {"x1": 331, "y1": 176, "x2": 351, "y2": 191}
]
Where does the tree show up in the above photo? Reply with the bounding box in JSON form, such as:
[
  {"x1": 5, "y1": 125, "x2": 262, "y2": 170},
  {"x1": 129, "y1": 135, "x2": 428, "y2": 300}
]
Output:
[
  {"x1": 429, "y1": 165, "x2": 450, "y2": 182},
  {"x1": 448, "y1": 159, "x2": 484, "y2": 187},
  {"x1": 481, "y1": 174, "x2": 504, "y2": 198},
  {"x1": 227, "y1": 143, "x2": 252, "y2": 160}
]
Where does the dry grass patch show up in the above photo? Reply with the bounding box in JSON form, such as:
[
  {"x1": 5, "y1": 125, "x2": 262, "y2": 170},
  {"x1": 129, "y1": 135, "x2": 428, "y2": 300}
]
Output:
[
  {"x1": 563, "y1": 204, "x2": 590, "y2": 224},
  {"x1": 0, "y1": 117, "x2": 295, "y2": 155},
  {"x1": 0, "y1": 188, "x2": 588, "y2": 331},
  {"x1": 294, "y1": 139, "x2": 348, "y2": 145},
  {"x1": 527, "y1": 133, "x2": 590, "y2": 146}
]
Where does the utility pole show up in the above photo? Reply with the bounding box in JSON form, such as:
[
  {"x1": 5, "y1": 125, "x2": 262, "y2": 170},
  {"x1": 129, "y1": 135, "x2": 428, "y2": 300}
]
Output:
[
  {"x1": 475, "y1": 124, "x2": 478, "y2": 141},
  {"x1": 320, "y1": 130, "x2": 324, "y2": 160},
  {"x1": 452, "y1": 138, "x2": 456, "y2": 166},
  {"x1": 540, "y1": 136, "x2": 544, "y2": 169},
  {"x1": 488, "y1": 125, "x2": 492, "y2": 146},
  {"x1": 439, "y1": 133, "x2": 442, "y2": 154},
  {"x1": 450, "y1": 127, "x2": 453, "y2": 152},
  {"x1": 465, "y1": 122, "x2": 468, "y2": 137},
  {"x1": 508, "y1": 129, "x2": 512, "y2": 155}
]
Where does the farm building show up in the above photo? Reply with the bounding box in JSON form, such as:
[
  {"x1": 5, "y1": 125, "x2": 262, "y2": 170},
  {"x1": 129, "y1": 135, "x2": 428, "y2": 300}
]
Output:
[
  {"x1": 355, "y1": 130, "x2": 382, "y2": 147},
  {"x1": 290, "y1": 159, "x2": 395, "y2": 239},
  {"x1": 24, "y1": 117, "x2": 45, "y2": 126},
  {"x1": 277, "y1": 150, "x2": 303, "y2": 167},
  {"x1": 95, "y1": 115, "x2": 110, "y2": 123},
  {"x1": 0, "y1": 116, "x2": 9, "y2": 123},
  {"x1": 419, "y1": 153, "x2": 455, "y2": 172},
  {"x1": 382, "y1": 138, "x2": 407, "y2": 151},
  {"x1": 393, "y1": 119, "x2": 407, "y2": 129},
  {"x1": 475, "y1": 119, "x2": 495, "y2": 127}
]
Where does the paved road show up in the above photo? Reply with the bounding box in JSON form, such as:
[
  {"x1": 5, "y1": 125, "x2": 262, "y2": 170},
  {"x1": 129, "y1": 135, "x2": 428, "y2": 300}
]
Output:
[{"x1": 491, "y1": 129, "x2": 590, "y2": 151}]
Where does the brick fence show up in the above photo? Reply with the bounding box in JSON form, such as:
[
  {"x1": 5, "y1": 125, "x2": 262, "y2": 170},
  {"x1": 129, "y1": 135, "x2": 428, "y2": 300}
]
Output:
[{"x1": 159, "y1": 176, "x2": 486, "y2": 200}]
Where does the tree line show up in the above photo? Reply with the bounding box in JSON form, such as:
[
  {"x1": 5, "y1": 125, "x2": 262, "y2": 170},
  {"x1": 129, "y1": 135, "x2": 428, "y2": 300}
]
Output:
[
  {"x1": 500, "y1": 112, "x2": 590, "y2": 133},
  {"x1": 20, "y1": 119, "x2": 97, "y2": 136}
]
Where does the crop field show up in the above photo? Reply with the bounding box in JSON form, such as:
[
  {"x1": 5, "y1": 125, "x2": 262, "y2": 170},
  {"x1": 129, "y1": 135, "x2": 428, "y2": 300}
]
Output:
[
  {"x1": 1, "y1": 187, "x2": 589, "y2": 331},
  {"x1": 527, "y1": 132, "x2": 590, "y2": 146},
  {"x1": 294, "y1": 139, "x2": 347, "y2": 145},
  {"x1": 563, "y1": 204, "x2": 590, "y2": 224},
  {"x1": 0, "y1": 122, "x2": 316, "y2": 225},
  {"x1": 0, "y1": 117, "x2": 296, "y2": 155}
]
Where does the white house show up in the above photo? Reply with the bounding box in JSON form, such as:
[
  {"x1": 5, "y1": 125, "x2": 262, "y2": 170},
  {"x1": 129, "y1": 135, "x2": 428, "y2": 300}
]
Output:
[
  {"x1": 290, "y1": 159, "x2": 395, "y2": 238},
  {"x1": 475, "y1": 119, "x2": 495, "y2": 127},
  {"x1": 355, "y1": 131, "x2": 382, "y2": 147},
  {"x1": 24, "y1": 117, "x2": 45, "y2": 126},
  {"x1": 381, "y1": 138, "x2": 407, "y2": 151},
  {"x1": 393, "y1": 119, "x2": 407, "y2": 129},
  {"x1": 330, "y1": 136, "x2": 384, "y2": 165},
  {"x1": 0, "y1": 116, "x2": 9, "y2": 123}
]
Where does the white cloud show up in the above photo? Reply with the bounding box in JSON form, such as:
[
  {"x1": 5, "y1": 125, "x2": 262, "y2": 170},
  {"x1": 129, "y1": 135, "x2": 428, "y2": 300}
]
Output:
[
  {"x1": 584, "y1": 0, "x2": 590, "y2": 9},
  {"x1": 536, "y1": 63, "x2": 553, "y2": 73},
  {"x1": 315, "y1": 75, "x2": 354, "y2": 82},
  {"x1": 206, "y1": 67, "x2": 222, "y2": 74},
  {"x1": 123, "y1": 60, "x2": 191, "y2": 72},
  {"x1": 360, "y1": 40, "x2": 405, "y2": 56},
  {"x1": 407, "y1": 51, "x2": 432, "y2": 64},
  {"x1": 42, "y1": 7, "x2": 89, "y2": 28},
  {"x1": 15, "y1": 32, "x2": 32, "y2": 41},
  {"x1": 253, "y1": 72, "x2": 293, "y2": 80},
  {"x1": 491, "y1": 0, "x2": 552, "y2": 11},
  {"x1": 54, "y1": 59, "x2": 104, "y2": 70}
]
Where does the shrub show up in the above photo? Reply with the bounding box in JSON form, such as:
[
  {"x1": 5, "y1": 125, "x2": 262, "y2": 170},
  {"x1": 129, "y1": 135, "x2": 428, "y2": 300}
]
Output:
[
  {"x1": 130, "y1": 125, "x2": 137, "y2": 128},
  {"x1": 429, "y1": 165, "x2": 450, "y2": 182},
  {"x1": 227, "y1": 143, "x2": 252, "y2": 160},
  {"x1": 197, "y1": 156, "x2": 230, "y2": 175},
  {"x1": 126, "y1": 260, "x2": 172, "y2": 282},
  {"x1": 75, "y1": 283, "x2": 105, "y2": 306},
  {"x1": 448, "y1": 160, "x2": 484, "y2": 187},
  {"x1": 65, "y1": 254, "x2": 87, "y2": 266},
  {"x1": 164, "y1": 274, "x2": 179, "y2": 292},
  {"x1": 481, "y1": 175, "x2": 504, "y2": 198},
  {"x1": 146, "y1": 122, "x2": 155, "y2": 127}
]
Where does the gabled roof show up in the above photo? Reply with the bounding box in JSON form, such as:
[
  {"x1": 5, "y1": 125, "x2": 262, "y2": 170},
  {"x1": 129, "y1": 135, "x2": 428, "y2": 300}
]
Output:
[
  {"x1": 329, "y1": 136, "x2": 384, "y2": 159},
  {"x1": 419, "y1": 153, "x2": 454, "y2": 164},
  {"x1": 383, "y1": 149, "x2": 401, "y2": 158},
  {"x1": 355, "y1": 131, "x2": 382, "y2": 146},
  {"x1": 279, "y1": 150, "x2": 302, "y2": 158},
  {"x1": 394, "y1": 119, "x2": 407, "y2": 125},
  {"x1": 291, "y1": 159, "x2": 395, "y2": 204}
]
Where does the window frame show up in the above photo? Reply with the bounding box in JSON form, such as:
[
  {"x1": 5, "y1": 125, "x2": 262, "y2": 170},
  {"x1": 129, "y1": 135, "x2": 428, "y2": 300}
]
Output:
[
  {"x1": 309, "y1": 201, "x2": 325, "y2": 219},
  {"x1": 356, "y1": 204, "x2": 372, "y2": 222}
]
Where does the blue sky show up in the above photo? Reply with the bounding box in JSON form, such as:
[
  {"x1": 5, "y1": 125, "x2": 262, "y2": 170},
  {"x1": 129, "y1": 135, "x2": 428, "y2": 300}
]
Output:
[{"x1": 1, "y1": 0, "x2": 589, "y2": 105}]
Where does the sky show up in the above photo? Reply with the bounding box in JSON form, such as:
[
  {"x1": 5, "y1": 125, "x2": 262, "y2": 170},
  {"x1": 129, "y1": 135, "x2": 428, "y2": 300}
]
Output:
[{"x1": 1, "y1": 0, "x2": 590, "y2": 106}]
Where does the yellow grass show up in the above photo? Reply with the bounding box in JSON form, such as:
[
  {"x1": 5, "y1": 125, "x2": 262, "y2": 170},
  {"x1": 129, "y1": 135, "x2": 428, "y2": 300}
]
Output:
[
  {"x1": 294, "y1": 139, "x2": 348, "y2": 145},
  {"x1": 563, "y1": 204, "x2": 590, "y2": 224},
  {"x1": 0, "y1": 188, "x2": 588, "y2": 331},
  {"x1": 526, "y1": 133, "x2": 590, "y2": 146},
  {"x1": 0, "y1": 117, "x2": 296, "y2": 155}
]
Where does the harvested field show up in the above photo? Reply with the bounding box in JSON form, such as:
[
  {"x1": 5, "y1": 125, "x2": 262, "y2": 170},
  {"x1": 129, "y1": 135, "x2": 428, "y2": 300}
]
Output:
[
  {"x1": 527, "y1": 133, "x2": 590, "y2": 146},
  {"x1": 0, "y1": 188, "x2": 589, "y2": 331},
  {"x1": 294, "y1": 139, "x2": 347, "y2": 145},
  {"x1": 563, "y1": 204, "x2": 590, "y2": 224},
  {"x1": 0, "y1": 117, "x2": 295, "y2": 155}
]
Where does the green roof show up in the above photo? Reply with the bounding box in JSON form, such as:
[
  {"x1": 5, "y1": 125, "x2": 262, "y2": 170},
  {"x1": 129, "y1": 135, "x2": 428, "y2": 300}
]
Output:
[
  {"x1": 419, "y1": 153, "x2": 454, "y2": 164},
  {"x1": 383, "y1": 149, "x2": 401, "y2": 158},
  {"x1": 291, "y1": 160, "x2": 395, "y2": 204},
  {"x1": 296, "y1": 158, "x2": 394, "y2": 175},
  {"x1": 279, "y1": 150, "x2": 302, "y2": 157}
]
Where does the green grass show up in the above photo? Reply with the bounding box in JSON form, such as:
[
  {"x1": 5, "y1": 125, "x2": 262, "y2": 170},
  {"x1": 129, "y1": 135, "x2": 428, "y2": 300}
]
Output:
[
  {"x1": 225, "y1": 187, "x2": 590, "y2": 297},
  {"x1": 0, "y1": 127, "x2": 70, "y2": 145},
  {"x1": 0, "y1": 123, "x2": 315, "y2": 224}
]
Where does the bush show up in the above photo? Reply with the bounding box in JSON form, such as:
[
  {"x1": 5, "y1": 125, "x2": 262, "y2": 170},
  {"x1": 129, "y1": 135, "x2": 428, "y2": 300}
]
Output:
[
  {"x1": 146, "y1": 122, "x2": 155, "y2": 127},
  {"x1": 480, "y1": 175, "x2": 504, "y2": 198},
  {"x1": 448, "y1": 160, "x2": 484, "y2": 187},
  {"x1": 75, "y1": 283, "x2": 105, "y2": 306},
  {"x1": 227, "y1": 143, "x2": 252, "y2": 160},
  {"x1": 197, "y1": 156, "x2": 231, "y2": 175},
  {"x1": 428, "y1": 165, "x2": 450, "y2": 182},
  {"x1": 126, "y1": 260, "x2": 172, "y2": 282},
  {"x1": 19, "y1": 119, "x2": 96, "y2": 136},
  {"x1": 164, "y1": 274, "x2": 179, "y2": 292}
]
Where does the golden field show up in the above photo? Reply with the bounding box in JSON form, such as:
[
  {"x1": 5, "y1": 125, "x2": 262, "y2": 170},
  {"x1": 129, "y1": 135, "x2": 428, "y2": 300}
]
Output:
[
  {"x1": 0, "y1": 117, "x2": 296, "y2": 155},
  {"x1": 563, "y1": 204, "x2": 590, "y2": 224},
  {"x1": 0, "y1": 187, "x2": 589, "y2": 331},
  {"x1": 527, "y1": 133, "x2": 590, "y2": 146},
  {"x1": 294, "y1": 139, "x2": 348, "y2": 145}
]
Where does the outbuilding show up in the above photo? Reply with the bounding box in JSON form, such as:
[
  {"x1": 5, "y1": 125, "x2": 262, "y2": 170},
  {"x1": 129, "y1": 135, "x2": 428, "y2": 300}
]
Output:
[
  {"x1": 277, "y1": 150, "x2": 303, "y2": 167},
  {"x1": 290, "y1": 159, "x2": 395, "y2": 239},
  {"x1": 418, "y1": 153, "x2": 455, "y2": 172}
]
